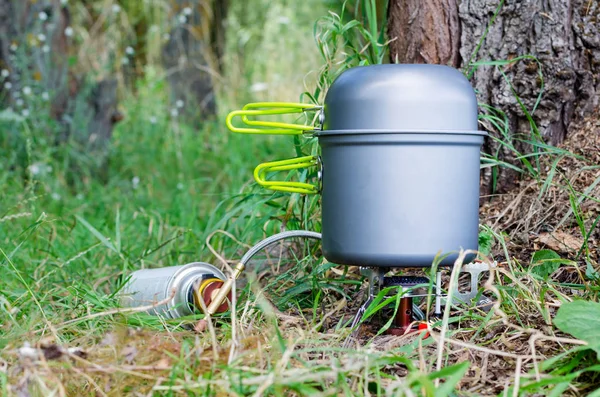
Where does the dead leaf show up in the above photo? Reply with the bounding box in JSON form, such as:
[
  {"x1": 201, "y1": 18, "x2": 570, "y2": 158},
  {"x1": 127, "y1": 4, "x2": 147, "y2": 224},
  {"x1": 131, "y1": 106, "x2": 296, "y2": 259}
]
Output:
[
  {"x1": 153, "y1": 357, "x2": 171, "y2": 370},
  {"x1": 122, "y1": 345, "x2": 137, "y2": 364},
  {"x1": 536, "y1": 232, "x2": 583, "y2": 252},
  {"x1": 100, "y1": 332, "x2": 117, "y2": 347},
  {"x1": 41, "y1": 344, "x2": 63, "y2": 360},
  {"x1": 194, "y1": 319, "x2": 208, "y2": 333}
]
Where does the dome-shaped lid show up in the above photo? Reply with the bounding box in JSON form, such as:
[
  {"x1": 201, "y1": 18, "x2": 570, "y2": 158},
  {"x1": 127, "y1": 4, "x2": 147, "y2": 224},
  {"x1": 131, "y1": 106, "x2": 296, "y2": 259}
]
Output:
[{"x1": 322, "y1": 64, "x2": 482, "y2": 134}]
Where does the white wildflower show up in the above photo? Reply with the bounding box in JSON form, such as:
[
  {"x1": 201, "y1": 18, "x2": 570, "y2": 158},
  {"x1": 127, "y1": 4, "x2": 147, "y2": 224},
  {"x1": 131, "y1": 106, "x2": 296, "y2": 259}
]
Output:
[
  {"x1": 112, "y1": 4, "x2": 121, "y2": 13},
  {"x1": 10, "y1": 43, "x2": 17, "y2": 51},
  {"x1": 163, "y1": 33, "x2": 170, "y2": 41},
  {"x1": 149, "y1": 116, "x2": 157, "y2": 124},
  {"x1": 175, "y1": 99, "x2": 184, "y2": 108},
  {"x1": 61, "y1": 0, "x2": 68, "y2": 5},
  {"x1": 249, "y1": 82, "x2": 268, "y2": 92},
  {"x1": 37, "y1": 34, "x2": 46, "y2": 42},
  {"x1": 1, "y1": 69, "x2": 9, "y2": 78},
  {"x1": 30, "y1": 163, "x2": 51, "y2": 176},
  {"x1": 170, "y1": 108, "x2": 179, "y2": 117},
  {"x1": 15, "y1": 99, "x2": 24, "y2": 107},
  {"x1": 51, "y1": 192, "x2": 61, "y2": 201},
  {"x1": 277, "y1": 16, "x2": 290, "y2": 25},
  {"x1": 42, "y1": 45, "x2": 50, "y2": 53},
  {"x1": 22, "y1": 86, "x2": 32, "y2": 96},
  {"x1": 176, "y1": 182, "x2": 184, "y2": 190},
  {"x1": 132, "y1": 176, "x2": 140, "y2": 189},
  {"x1": 183, "y1": 7, "x2": 192, "y2": 15},
  {"x1": 149, "y1": 25, "x2": 159, "y2": 33},
  {"x1": 76, "y1": 193, "x2": 84, "y2": 200},
  {"x1": 29, "y1": 163, "x2": 41, "y2": 175},
  {"x1": 4, "y1": 82, "x2": 12, "y2": 90},
  {"x1": 125, "y1": 46, "x2": 135, "y2": 55},
  {"x1": 18, "y1": 343, "x2": 39, "y2": 360},
  {"x1": 64, "y1": 26, "x2": 74, "y2": 37},
  {"x1": 178, "y1": 15, "x2": 187, "y2": 24},
  {"x1": 38, "y1": 12, "x2": 48, "y2": 21},
  {"x1": 121, "y1": 57, "x2": 129, "y2": 65},
  {"x1": 42, "y1": 92, "x2": 50, "y2": 101},
  {"x1": 21, "y1": 109, "x2": 30, "y2": 117}
]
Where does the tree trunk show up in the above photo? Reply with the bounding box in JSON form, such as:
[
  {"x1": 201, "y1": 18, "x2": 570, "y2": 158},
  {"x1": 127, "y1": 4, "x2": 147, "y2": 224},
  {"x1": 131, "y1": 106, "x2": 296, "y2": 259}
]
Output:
[
  {"x1": 387, "y1": 0, "x2": 461, "y2": 66},
  {"x1": 162, "y1": 0, "x2": 228, "y2": 121},
  {"x1": 387, "y1": 0, "x2": 600, "y2": 194}
]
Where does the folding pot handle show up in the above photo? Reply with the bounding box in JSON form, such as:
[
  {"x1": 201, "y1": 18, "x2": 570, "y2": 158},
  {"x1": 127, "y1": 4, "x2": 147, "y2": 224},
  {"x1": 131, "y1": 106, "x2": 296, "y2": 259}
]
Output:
[
  {"x1": 226, "y1": 102, "x2": 322, "y2": 135},
  {"x1": 253, "y1": 156, "x2": 321, "y2": 194}
]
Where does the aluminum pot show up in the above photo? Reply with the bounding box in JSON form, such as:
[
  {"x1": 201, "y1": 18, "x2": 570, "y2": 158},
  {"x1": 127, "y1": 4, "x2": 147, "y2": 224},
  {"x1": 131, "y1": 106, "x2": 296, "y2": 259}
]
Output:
[{"x1": 227, "y1": 64, "x2": 486, "y2": 267}]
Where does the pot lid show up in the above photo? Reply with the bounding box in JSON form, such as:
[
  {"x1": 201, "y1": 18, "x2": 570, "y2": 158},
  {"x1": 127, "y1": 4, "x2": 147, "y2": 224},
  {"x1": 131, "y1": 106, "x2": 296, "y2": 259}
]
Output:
[{"x1": 322, "y1": 64, "x2": 480, "y2": 134}]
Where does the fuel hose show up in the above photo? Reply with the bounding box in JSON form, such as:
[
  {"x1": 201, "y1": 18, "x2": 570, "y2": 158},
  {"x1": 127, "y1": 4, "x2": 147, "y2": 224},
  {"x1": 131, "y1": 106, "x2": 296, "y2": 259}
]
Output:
[{"x1": 205, "y1": 230, "x2": 322, "y2": 314}]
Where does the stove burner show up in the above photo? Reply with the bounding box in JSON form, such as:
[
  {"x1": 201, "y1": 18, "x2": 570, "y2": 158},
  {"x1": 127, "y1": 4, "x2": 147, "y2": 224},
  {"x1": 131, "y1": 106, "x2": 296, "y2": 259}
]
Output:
[
  {"x1": 342, "y1": 262, "x2": 496, "y2": 347},
  {"x1": 383, "y1": 275, "x2": 430, "y2": 335},
  {"x1": 383, "y1": 276, "x2": 430, "y2": 288}
]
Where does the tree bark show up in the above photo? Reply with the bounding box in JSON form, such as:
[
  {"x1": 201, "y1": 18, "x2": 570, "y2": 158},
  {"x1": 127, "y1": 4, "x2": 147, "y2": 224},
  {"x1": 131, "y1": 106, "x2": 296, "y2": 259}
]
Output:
[
  {"x1": 387, "y1": 0, "x2": 461, "y2": 66},
  {"x1": 162, "y1": 0, "x2": 228, "y2": 121},
  {"x1": 387, "y1": 0, "x2": 600, "y2": 193}
]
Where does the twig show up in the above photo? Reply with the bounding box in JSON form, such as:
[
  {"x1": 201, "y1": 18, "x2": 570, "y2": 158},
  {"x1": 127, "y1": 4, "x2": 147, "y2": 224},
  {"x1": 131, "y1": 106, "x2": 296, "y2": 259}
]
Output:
[
  {"x1": 195, "y1": 289, "x2": 220, "y2": 363},
  {"x1": 528, "y1": 331, "x2": 587, "y2": 381},
  {"x1": 205, "y1": 230, "x2": 244, "y2": 364},
  {"x1": 429, "y1": 328, "x2": 534, "y2": 360},
  {"x1": 513, "y1": 357, "x2": 522, "y2": 397}
]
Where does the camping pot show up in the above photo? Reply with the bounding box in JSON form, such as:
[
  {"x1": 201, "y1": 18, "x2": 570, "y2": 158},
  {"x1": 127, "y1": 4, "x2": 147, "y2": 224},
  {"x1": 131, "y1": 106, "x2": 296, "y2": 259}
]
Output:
[{"x1": 227, "y1": 64, "x2": 486, "y2": 267}]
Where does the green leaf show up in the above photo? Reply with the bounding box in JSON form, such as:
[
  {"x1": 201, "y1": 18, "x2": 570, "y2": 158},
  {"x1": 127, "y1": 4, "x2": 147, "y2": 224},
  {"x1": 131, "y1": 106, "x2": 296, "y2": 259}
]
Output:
[
  {"x1": 531, "y1": 249, "x2": 567, "y2": 279},
  {"x1": 548, "y1": 382, "x2": 573, "y2": 397},
  {"x1": 554, "y1": 300, "x2": 600, "y2": 359},
  {"x1": 478, "y1": 230, "x2": 494, "y2": 256},
  {"x1": 75, "y1": 215, "x2": 119, "y2": 254},
  {"x1": 587, "y1": 387, "x2": 600, "y2": 397},
  {"x1": 429, "y1": 361, "x2": 470, "y2": 397},
  {"x1": 586, "y1": 259, "x2": 600, "y2": 281}
]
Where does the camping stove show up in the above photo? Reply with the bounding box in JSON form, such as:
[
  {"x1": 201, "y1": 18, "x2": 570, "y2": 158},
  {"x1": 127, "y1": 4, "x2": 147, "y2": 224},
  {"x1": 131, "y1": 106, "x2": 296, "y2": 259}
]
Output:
[{"x1": 343, "y1": 261, "x2": 495, "y2": 342}]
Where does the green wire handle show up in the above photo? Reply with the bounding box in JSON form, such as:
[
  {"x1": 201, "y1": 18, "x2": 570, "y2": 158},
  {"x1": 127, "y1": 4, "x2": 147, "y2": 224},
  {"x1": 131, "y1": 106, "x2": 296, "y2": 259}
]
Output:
[
  {"x1": 226, "y1": 102, "x2": 321, "y2": 135},
  {"x1": 253, "y1": 156, "x2": 320, "y2": 194}
]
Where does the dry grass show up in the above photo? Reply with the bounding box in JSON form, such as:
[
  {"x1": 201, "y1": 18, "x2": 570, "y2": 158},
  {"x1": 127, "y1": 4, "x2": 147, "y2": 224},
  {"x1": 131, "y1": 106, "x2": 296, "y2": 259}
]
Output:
[{"x1": 481, "y1": 113, "x2": 600, "y2": 267}]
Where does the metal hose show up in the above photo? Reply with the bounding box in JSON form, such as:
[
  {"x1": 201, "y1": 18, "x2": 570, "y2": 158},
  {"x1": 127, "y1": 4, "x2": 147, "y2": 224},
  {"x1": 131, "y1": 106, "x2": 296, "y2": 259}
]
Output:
[
  {"x1": 239, "y1": 230, "x2": 322, "y2": 266},
  {"x1": 205, "y1": 230, "x2": 321, "y2": 314}
]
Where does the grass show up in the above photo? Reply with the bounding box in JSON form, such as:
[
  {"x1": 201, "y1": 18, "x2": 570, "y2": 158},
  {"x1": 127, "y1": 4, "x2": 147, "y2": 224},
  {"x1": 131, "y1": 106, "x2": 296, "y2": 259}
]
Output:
[{"x1": 2, "y1": 0, "x2": 600, "y2": 396}]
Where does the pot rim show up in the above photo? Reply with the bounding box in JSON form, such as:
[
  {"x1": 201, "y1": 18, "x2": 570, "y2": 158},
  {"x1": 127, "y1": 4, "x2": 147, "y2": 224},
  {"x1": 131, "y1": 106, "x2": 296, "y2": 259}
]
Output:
[{"x1": 315, "y1": 129, "x2": 488, "y2": 137}]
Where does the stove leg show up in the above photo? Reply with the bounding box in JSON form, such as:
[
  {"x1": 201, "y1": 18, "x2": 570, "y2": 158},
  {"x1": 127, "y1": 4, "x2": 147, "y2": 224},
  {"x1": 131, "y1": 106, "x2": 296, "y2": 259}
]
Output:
[
  {"x1": 435, "y1": 270, "x2": 442, "y2": 316},
  {"x1": 450, "y1": 261, "x2": 496, "y2": 306},
  {"x1": 342, "y1": 267, "x2": 383, "y2": 348}
]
